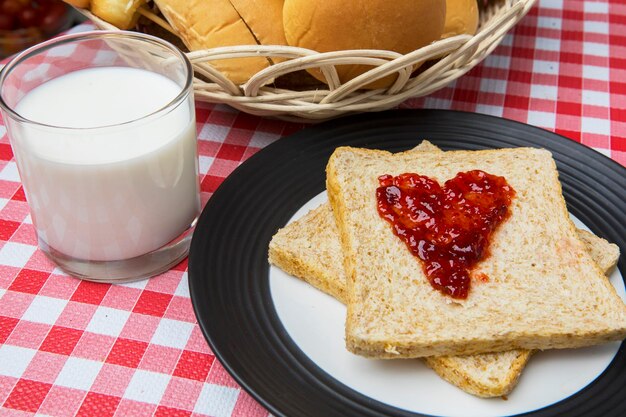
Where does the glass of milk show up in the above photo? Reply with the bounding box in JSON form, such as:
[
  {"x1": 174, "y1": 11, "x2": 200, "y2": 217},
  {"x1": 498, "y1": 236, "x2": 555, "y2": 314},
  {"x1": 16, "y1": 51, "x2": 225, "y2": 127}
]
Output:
[{"x1": 0, "y1": 31, "x2": 201, "y2": 282}]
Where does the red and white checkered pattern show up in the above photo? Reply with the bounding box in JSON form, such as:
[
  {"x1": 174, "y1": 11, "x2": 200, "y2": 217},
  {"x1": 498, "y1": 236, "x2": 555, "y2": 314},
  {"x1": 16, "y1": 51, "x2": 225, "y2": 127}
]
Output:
[
  {"x1": 0, "y1": 1, "x2": 624, "y2": 415},
  {"x1": 402, "y1": 0, "x2": 626, "y2": 164}
]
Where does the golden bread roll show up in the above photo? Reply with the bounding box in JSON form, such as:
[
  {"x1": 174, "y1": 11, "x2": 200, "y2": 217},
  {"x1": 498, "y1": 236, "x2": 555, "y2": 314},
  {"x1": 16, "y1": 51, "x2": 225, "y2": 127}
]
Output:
[
  {"x1": 283, "y1": 0, "x2": 447, "y2": 89},
  {"x1": 91, "y1": 0, "x2": 146, "y2": 30},
  {"x1": 154, "y1": 0, "x2": 288, "y2": 85},
  {"x1": 442, "y1": 0, "x2": 479, "y2": 38},
  {"x1": 230, "y1": 0, "x2": 288, "y2": 58}
]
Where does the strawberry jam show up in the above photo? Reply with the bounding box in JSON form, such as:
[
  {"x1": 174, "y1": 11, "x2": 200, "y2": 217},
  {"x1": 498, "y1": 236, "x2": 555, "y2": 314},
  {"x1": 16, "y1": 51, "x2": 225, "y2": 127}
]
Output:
[{"x1": 376, "y1": 170, "x2": 515, "y2": 299}]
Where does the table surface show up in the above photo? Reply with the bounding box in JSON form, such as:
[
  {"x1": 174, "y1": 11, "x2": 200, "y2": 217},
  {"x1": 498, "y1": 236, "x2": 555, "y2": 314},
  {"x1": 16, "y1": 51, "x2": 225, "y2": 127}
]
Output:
[{"x1": 0, "y1": 0, "x2": 625, "y2": 416}]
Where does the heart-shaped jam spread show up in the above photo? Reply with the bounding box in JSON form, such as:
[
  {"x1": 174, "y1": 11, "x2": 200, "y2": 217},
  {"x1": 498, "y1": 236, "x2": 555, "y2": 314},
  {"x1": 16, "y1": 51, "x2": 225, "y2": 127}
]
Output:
[{"x1": 376, "y1": 170, "x2": 515, "y2": 299}]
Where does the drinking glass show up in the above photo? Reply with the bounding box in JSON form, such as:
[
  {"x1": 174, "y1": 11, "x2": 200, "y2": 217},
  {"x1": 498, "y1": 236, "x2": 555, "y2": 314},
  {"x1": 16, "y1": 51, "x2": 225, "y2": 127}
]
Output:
[{"x1": 0, "y1": 31, "x2": 200, "y2": 282}]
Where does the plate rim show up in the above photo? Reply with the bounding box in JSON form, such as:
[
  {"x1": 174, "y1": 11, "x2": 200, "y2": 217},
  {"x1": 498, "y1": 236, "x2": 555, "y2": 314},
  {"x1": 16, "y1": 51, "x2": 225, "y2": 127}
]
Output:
[{"x1": 188, "y1": 109, "x2": 626, "y2": 417}]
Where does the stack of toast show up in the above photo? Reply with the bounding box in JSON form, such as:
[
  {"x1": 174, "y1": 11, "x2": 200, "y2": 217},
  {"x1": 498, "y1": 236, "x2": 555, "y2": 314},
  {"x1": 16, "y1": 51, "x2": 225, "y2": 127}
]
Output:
[{"x1": 268, "y1": 141, "x2": 625, "y2": 397}]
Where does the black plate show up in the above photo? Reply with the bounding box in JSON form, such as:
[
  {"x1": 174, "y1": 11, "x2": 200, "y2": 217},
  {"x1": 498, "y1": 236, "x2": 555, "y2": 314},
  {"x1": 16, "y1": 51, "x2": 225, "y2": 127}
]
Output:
[{"x1": 188, "y1": 110, "x2": 626, "y2": 417}]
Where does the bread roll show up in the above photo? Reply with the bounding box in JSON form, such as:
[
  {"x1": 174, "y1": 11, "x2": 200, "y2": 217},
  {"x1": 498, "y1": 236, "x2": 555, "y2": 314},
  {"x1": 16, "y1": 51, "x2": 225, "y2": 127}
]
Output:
[
  {"x1": 230, "y1": 0, "x2": 288, "y2": 58},
  {"x1": 154, "y1": 0, "x2": 287, "y2": 85},
  {"x1": 283, "y1": 0, "x2": 447, "y2": 89},
  {"x1": 91, "y1": 0, "x2": 145, "y2": 30},
  {"x1": 442, "y1": 0, "x2": 479, "y2": 38}
]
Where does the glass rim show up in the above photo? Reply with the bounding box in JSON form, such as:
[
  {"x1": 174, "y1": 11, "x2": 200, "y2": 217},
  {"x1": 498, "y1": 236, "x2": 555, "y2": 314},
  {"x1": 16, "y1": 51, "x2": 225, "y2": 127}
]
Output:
[{"x1": 0, "y1": 30, "x2": 193, "y2": 131}]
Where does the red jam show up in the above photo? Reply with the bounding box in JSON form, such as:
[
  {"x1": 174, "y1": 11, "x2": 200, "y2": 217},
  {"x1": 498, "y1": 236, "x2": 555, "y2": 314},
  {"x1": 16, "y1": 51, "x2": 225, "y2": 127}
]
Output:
[{"x1": 376, "y1": 170, "x2": 515, "y2": 299}]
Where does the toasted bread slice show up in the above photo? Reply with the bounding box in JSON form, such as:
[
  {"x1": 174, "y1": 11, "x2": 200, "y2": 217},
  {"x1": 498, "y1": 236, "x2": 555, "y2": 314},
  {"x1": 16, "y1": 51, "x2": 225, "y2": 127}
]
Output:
[
  {"x1": 269, "y1": 142, "x2": 619, "y2": 305},
  {"x1": 268, "y1": 141, "x2": 621, "y2": 397},
  {"x1": 576, "y1": 229, "x2": 620, "y2": 275},
  {"x1": 326, "y1": 146, "x2": 626, "y2": 358}
]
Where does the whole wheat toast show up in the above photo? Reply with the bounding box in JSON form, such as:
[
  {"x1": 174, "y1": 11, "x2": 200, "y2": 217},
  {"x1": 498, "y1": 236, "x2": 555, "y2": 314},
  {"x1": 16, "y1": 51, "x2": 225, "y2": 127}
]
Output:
[
  {"x1": 326, "y1": 146, "x2": 626, "y2": 359},
  {"x1": 268, "y1": 142, "x2": 621, "y2": 397}
]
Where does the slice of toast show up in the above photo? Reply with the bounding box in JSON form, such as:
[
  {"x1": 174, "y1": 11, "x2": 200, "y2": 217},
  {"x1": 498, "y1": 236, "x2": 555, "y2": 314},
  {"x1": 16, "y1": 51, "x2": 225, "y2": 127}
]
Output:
[
  {"x1": 576, "y1": 229, "x2": 620, "y2": 275},
  {"x1": 326, "y1": 146, "x2": 626, "y2": 358},
  {"x1": 268, "y1": 141, "x2": 620, "y2": 397},
  {"x1": 269, "y1": 142, "x2": 619, "y2": 305}
]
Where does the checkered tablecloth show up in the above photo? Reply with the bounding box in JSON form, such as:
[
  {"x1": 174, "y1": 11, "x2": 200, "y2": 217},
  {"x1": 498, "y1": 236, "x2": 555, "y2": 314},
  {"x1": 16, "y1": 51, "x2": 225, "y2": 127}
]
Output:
[{"x1": 0, "y1": 0, "x2": 624, "y2": 416}]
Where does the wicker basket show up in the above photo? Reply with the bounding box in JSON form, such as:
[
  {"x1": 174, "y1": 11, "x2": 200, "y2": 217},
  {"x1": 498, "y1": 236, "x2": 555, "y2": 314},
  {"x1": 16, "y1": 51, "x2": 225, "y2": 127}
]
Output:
[{"x1": 79, "y1": 0, "x2": 536, "y2": 122}]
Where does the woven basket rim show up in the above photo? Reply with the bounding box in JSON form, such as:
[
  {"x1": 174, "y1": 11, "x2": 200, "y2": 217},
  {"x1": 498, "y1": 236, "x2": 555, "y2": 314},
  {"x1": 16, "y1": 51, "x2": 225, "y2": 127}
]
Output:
[{"x1": 77, "y1": 0, "x2": 538, "y2": 121}]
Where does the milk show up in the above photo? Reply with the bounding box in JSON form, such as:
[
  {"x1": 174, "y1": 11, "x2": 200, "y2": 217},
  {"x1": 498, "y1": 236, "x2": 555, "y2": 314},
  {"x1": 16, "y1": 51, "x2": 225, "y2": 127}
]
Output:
[{"x1": 11, "y1": 67, "x2": 200, "y2": 261}]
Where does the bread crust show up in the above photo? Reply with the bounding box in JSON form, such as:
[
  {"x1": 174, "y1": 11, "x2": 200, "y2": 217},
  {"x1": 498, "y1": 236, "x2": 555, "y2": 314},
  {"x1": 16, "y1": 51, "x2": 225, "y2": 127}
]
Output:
[
  {"x1": 282, "y1": 0, "x2": 447, "y2": 88},
  {"x1": 424, "y1": 350, "x2": 532, "y2": 397},
  {"x1": 442, "y1": 0, "x2": 479, "y2": 38},
  {"x1": 269, "y1": 204, "x2": 347, "y2": 302},
  {"x1": 229, "y1": 0, "x2": 288, "y2": 50},
  {"x1": 91, "y1": 0, "x2": 145, "y2": 29},
  {"x1": 154, "y1": 0, "x2": 271, "y2": 84}
]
